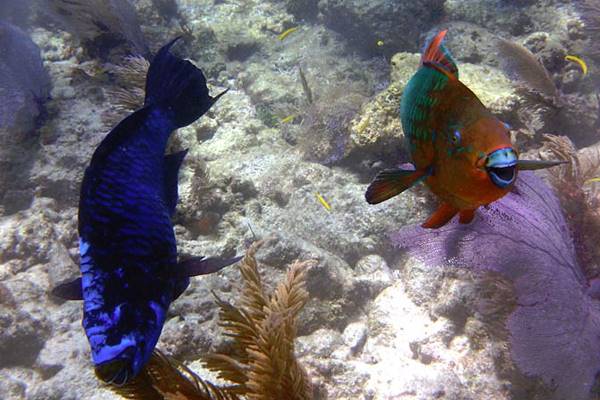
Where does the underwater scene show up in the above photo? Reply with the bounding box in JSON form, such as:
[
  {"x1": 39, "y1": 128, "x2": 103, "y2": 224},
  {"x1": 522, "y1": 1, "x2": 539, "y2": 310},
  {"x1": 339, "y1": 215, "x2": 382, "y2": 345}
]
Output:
[{"x1": 1, "y1": 0, "x2": 600, "y2": 399}]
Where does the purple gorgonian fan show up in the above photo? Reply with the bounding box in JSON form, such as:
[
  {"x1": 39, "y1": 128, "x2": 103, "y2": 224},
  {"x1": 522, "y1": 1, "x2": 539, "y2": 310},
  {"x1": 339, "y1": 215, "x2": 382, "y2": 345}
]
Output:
[{"x1": 392, "y1": 171, "x2": 600, "y2": 400}]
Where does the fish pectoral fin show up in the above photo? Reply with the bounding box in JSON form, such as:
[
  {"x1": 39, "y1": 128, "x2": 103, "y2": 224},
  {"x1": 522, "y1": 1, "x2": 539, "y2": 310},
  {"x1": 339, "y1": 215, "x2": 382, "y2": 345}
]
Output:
[
  {"x1": 365, "y1": 167, "x2": 429, "y2": 204},
  {"x1": 178, "y1": 255, "x2": 243, "y2": 277},
  {"x1": 458, "y1": 209, "x2": 476, "y2": 224},
  {"x1": 51, "y1": 277, "x2": 83, "y2": 300},
  {"x1": 422, "y1": 203, "x2": 459, "y2": 229},
  {"x1": 517, "y1": 159, "x2": 567, "y2": 170}
]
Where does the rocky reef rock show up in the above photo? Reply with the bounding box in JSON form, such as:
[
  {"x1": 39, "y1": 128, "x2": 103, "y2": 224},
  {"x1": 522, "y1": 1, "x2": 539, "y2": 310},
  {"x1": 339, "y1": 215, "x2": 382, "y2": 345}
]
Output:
[
  {"x1": 46, "y1": 0, "x2": 149, "y2": 60},
  {"x1": 392, "y1": 172, "x2": 600, "y2": 400},
  {"x1": 1, "y1": 0, "x2": 598, "y2": 399},
  {"x1": 297, "y1": 272, "x2": 517, "y2": 399},
  {"x1": 347, "y1": 49, "x2": 517, "y2": 166},
  {"x1": 319, "y1": 0, "x2": 445, "y2": 56}
]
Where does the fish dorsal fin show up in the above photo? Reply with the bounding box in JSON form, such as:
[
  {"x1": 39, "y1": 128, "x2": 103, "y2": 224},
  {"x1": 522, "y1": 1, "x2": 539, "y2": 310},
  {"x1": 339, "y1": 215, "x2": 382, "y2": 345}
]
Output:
[
  {"x1": 421, "y1": 30, "x2": 459, "y2": 79},
  {"x1": 163, "y1": 149, "x2": 188, "y2": 216},
  {"x1": 88, "y1": 108, "x2": 150, "y2": 170}
]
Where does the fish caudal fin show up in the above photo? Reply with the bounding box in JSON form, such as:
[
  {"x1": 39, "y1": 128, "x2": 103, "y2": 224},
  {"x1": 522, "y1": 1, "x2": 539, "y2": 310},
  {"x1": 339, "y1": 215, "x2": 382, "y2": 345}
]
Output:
[
  {"x1": 144, "y1": 37, "x2": 227, "y2": 128},
  {"x1": 421, "y1": 30, "x2": 459, "y2": 78},
  {"x1": 178, "y1": 255, "x2": 243, "y2": 277},
  {"x1": 365, "y1": 167, "x2": 429, "y2": 204},
  {"x1": 422, "y1": 202, "x2": 459, "y2": 229}
]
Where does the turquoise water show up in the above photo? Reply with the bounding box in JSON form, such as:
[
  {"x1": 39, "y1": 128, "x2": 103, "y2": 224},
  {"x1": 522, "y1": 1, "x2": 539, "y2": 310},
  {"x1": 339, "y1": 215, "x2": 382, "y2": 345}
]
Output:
[{"x1": 1, "y1": 1, "x2": 599, "y2": 399}]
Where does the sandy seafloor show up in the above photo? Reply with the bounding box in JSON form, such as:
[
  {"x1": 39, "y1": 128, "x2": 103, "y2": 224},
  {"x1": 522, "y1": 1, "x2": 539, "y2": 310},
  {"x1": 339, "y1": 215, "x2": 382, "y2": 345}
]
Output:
[{"x1": 1, "y1": 0, "x2": 600, "y2": 399}]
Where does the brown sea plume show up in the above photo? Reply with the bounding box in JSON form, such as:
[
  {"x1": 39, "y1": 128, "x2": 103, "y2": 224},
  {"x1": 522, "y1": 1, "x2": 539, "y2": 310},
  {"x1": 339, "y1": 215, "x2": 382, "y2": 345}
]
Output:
[
  {"x1": 495, "y1": 37, "x2": 559, "y2": 105},
  {"x1": 47, "y1": 0, "x2": 148, "y2": 59},
  {"x1": 543, "y1": 134, "x2": 600, "y2": 278},
  {"x1": 106, "y1": 241, "x2": 314, "y2": 400},
  {"x1": 102, "y1": 55, "x2": 149, "y2": 126},
  {"x1": 204, "y1": 241, "x2": 314, "y2": 400},
  {"x1": 108, "y1": 349, "x2": 238, "y2": 400}
]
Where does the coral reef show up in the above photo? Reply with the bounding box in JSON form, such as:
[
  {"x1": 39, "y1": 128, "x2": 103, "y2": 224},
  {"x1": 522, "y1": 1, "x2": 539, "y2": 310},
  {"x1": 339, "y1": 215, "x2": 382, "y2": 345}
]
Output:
[
  {"x1": 103, "y1": 349, "x2": 238, "y2": 400},
  {"x1": 346, "y1": 49, "x2": 517, "y2": 168},
  {"x1": 296, "y1": 86, "x2": 367, "y2": 165},
  {"x1": 47, "y1": 0, "x2": 148, "y2": 59},
  {"x1": 105, "y1": 241, "x2": 312, "y2": 400},
  {"x1": 496, "y1": 37, "x2": 559, "y2": 104},
  {"x1": 102, "y1": 55, "x2": 149, "y2": 125},
  {"x1": 1, "y1": 0, "x2": 600, "y2": 399},
  {"x1": 391, "y1": 172, "x2": 600, "y2": 400},
  {"x1": 541, "y1": 134, "x2": 600, "y2": 279},
  {"x1": 318, "y1": 0, "x2": 445, "y2": 56},
  {"x1": 204, "y1": 241, "x2": 313, "y2": 399}
]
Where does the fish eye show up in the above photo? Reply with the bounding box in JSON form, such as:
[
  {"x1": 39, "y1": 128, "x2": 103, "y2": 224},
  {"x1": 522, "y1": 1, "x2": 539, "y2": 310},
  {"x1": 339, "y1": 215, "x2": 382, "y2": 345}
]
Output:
[{"x1": 450, "y1": 130, "x2": 461, "y2": 145}]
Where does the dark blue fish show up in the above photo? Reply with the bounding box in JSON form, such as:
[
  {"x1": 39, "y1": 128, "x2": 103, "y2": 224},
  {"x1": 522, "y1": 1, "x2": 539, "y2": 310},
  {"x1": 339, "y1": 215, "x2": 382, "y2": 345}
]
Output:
[{"x1": 52, "y1": 38, "x2": 240, "y2": 385}]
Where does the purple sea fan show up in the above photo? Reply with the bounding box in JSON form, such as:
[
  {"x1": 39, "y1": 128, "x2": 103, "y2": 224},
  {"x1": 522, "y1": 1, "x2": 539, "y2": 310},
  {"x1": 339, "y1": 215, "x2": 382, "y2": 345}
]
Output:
[
  {"x1": 0, "y1": 22, "x2": 50, "y2": 137},
  {"x1": 392, "y1": 172, "x2": 600, "y2": 400}
]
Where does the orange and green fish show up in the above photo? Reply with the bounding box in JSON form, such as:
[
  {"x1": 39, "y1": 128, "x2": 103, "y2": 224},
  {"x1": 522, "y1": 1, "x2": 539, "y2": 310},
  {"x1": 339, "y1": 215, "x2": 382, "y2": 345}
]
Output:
[{"x1": 365, "y1": 30, "x2": 565, "y2": 229}]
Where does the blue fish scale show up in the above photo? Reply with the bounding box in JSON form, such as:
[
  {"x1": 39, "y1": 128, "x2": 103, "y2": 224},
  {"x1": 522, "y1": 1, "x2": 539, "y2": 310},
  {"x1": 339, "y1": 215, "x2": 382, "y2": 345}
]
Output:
[{"x1": 79, "y1": 107, "x2": 180, "y2": 370}]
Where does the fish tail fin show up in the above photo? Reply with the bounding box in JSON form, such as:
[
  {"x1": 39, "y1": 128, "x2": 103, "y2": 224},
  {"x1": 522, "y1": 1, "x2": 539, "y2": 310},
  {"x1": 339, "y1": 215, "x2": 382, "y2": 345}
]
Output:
[
  {"x1": 144, "y1": 37, "x2": 226, "y2": 128},
  {"x1": 421, "y1": 30, "x2": 459, "y2": 78}
]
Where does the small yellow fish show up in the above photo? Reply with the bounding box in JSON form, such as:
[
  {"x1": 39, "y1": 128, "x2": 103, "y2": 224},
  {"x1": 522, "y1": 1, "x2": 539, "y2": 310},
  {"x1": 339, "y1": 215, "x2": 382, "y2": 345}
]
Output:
[
  {"x1": 376, "y1": 40, "x2": 384, "y2": 47},
  {"x1": 565, "y1": 55, "x2": 588, "y2": 76},
  {"x1": 281, "y1": 114, "x2": 295, "y2": 123},
  {"x1": 585, "y1": 177, "x2": 600, "y2": 184},
  {"x1": 278, "y1": 27, "x2": 299, "y2": 41},
  {"x1": 315, "y1": 193, "x2": 331, "y2": 211}
]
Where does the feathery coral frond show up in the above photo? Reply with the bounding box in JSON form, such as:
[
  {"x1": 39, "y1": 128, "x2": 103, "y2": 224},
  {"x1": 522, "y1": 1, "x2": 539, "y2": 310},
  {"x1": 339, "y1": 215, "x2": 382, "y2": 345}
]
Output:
[
  {"x1": 496, "y1": 38, "x2": 558, "y2": 104},
  {"x1": 108, "y1": 349, "x2": 240, "y2": 400},
  {"x1": 204, "y1": 242, "x2": 315, "y2": 400},
  {"x1": 543, "y1": 134, "x2": 600, "y2": 278},
  {"x1": 238, "y1": 241, "x2": 269, "y2": 322},
  {"x1": 107, "y1": 241, "x2": 313, "y2": 400},
  {"x1": 103, "y1": 55, "x2": 149, "y2": 126},
  {"x1": 47, "y1": 0, "x2": 148, "y2": 58}
]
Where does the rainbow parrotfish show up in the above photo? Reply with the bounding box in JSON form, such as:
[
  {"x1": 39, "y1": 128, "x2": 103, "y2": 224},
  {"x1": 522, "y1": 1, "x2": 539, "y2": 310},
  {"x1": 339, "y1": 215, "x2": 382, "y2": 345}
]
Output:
[
  {"x1": 365, "y1": 30, "x2": 565, "y2": 229},
  {"x1": 52, "y1": 38, "x2": 241, "y2": 385}
]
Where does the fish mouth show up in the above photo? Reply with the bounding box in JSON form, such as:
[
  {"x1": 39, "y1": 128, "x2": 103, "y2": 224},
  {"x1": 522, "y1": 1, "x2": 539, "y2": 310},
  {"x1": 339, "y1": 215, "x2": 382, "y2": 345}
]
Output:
[
  {"x1": 485, "y1": 147, "x2": 517, "y2": 188},
  {"x1": 95, "y1": 348, "x2": 135, "y2": 386}
]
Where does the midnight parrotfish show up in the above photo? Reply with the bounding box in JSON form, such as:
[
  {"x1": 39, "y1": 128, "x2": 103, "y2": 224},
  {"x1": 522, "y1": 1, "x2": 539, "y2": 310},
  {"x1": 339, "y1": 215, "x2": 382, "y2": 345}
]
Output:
[
  {"x1": 52, "y1": 38, "x2": 240, "y2": 385},
  {"x1": 365, "y1": 30, "x2": 565, "y2": 229}
]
